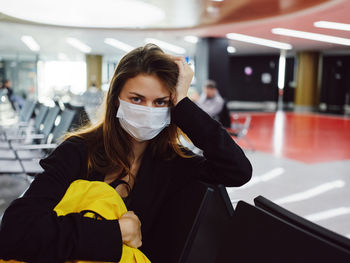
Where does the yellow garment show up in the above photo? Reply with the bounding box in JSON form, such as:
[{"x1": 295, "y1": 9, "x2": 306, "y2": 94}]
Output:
[{"x1": 0, "y1": 180, "x2": 150, "y2": 263}]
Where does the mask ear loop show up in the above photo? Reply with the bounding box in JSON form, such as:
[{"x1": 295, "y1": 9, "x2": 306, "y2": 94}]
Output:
[{"x1": 116, "y1": 97, "x2": 124, "y2": 119}]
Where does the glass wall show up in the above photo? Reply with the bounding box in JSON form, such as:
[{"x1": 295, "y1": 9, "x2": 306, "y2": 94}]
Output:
[
  {"x1": 37, "y1": 60, "x2": 86, "y2": 103},
  {"x1": 0, "y1": 55, "x2": 37, "y2": 100}
]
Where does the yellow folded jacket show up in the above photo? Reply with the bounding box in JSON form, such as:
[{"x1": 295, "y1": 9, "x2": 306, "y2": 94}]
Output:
[{"x1": 0, "y1": 180, "x2": 150, "y2": 263}]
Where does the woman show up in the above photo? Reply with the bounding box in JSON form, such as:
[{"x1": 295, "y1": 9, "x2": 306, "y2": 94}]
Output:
[{"x1": 0, "y1": 44, "x2": 252, "y2": 262}]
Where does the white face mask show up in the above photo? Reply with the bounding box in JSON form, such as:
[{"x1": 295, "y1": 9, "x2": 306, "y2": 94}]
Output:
[{"x1": 116, "y1": 98, "x2": 171, "y2": 141}]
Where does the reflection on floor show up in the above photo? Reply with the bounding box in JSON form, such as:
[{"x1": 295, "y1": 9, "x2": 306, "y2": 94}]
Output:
[{"x1": 228, "y1": 111, "x2": 350, "y2": 239}]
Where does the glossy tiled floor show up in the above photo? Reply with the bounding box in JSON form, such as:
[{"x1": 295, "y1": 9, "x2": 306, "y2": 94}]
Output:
[
  {"x1": 232, "y1": 112, "x2": 350, "y2": 163},
  {"x1": 228, "y1": 111, "x2": 350, "y2": 239}
]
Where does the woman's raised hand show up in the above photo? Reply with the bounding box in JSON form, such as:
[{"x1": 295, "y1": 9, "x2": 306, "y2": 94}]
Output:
[
  {"x1": 119, "y1": 211, "x2": 142, "y2": 248},
  {"x1": 172, "y1": 56, "x2": 194, "y2": 106}
]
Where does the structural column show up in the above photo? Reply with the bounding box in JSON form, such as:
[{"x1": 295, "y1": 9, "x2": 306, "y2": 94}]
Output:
[
  {"x1": 86, "y1": 54, "x2": 102, "y2": 90},
  {"x1": 294, "y1": 51, "x2": 320, "y2": 112},
  {"x1": 194, "y1": 38, "x2": 209, "y2": 93},
  {"x1": 194, "y1": 37, "x2": 230, "y2": 97}
]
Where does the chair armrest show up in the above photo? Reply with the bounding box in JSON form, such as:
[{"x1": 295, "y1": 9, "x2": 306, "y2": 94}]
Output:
[
  {"x1": 226, "y1": 128, "x2": 238, "y2": 137},
  {"x1": 18, "y1": 122, "x2": 29, "y2": 127},
  {"x1": 14, "y1": 143, "x2": 57, "y2": 150},
  {"x1": 7, "y1": 134, "x2": 45, "y2": 141}
]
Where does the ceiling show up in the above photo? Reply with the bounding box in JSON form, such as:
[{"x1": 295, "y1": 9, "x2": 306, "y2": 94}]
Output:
[{"x1": 0, "y1": 0, "x2": 349, "y2": 61}]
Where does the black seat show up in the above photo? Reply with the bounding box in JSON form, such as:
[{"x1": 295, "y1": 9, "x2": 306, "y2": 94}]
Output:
[
  {"x1": 0, "y1": 106, "x2": 59, "y2": 159},
  {"x1": 18, "y1": 99, "x2": 37, "y2": 124},
  {"x1": 0, "y1": 104, "x2": 49, "y2": 150},
  {"x1": 144, "y1": 181, "x2": 233, "y2": 263},
  {"x1": 215, "y1": 196, "x2": 350, "y2": 262},
  {"x1": 65, "y1": 103, "x2": 90, "y2": 130},
  {"x1": 0, "y1": 108, "x2": 76, "y2": 174},
  {"x1": 0, "y1": 99, "x2": 37, "y2": 139}
]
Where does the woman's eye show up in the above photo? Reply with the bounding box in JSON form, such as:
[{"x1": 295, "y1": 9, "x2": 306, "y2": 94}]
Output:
[
  {"x1": 131, "y1": 97, "x2": 141, "y2": 103},
  {"x1": 155, "y1": 100, "x2": 168, "y2": 107}
]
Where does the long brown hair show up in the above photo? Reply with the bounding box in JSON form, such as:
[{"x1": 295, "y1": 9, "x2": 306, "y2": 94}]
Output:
[{"x1": 66, "y1": 44, "x2": 191, "y2": 179}]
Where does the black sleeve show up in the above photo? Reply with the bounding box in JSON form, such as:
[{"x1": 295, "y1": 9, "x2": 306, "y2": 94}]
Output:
[
  {"x1": 0, "y1": 138, "x2": 123, "y2": 263},
  {"x1": 172, "y1": 97, "x2": 252, "y2": 187}
]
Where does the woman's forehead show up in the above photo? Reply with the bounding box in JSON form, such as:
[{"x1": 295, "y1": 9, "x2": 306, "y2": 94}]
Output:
[{"x1": 121, "y1": 74, "x2": 171, "y2": 97}]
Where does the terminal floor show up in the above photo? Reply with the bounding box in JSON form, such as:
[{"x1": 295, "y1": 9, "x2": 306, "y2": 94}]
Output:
[{"x1": 228, "y1": 111, "x2": 350, "y2": 239}]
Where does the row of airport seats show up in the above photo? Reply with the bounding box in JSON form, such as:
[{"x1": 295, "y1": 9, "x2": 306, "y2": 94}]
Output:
[
  {"x1": 227, "y1": 113, "x2": 254, "y2": 151},
  {"x1": 0, "y1": 96, "x2": 89, "y2": 175},
  {"x1": 151, "y1": 181, "x2": 350, "y2": 263},
  {"x1": 215, "y1": 100, "x2": 254, "y2": 151}
]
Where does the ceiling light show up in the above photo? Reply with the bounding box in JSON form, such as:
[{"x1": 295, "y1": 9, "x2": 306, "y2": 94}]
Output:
[
  {"x1": 227, "y1": 46, "x2": 236, "y2": 53},
  {"x1": 66, "y1": 38, "x2": 91, "y2": 53},
  {"x1": 104, "y1": 38, "x2": 134, "y2": 53},
  {"x1": 226, "y1": 33, "x2": 292, "y2": 50},
  {"x1": 272, "y1": 28, "x2": 350, "y2": 46},
  {"x1": 184, "y1": 36, "x2": 199, "y2": 44},
  {"x1": 314, "y1": 21, "x2": 350, "y2": 31},
  {"x1": 21, "y1": 35, "x2": 40, "y2": 52},
  {"x1": 0, "y1": 0, "x2": 165, "y2": 28},
  {"x1": 145, "y1": 38, "x2": 186, "y2": 54}
]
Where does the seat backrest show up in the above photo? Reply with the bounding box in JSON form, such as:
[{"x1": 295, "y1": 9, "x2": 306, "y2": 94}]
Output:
[
  {"x1": 215, "y1": 200, "x2": 350, "y2": 262},
  {"x1": 238, "y1": 115, "x2": 251, "y2": 137},
  {"x1": 254, "y1": 195, "x2": 350, "y2": 253},
  {"x1": 145, "y1": 181, "x2": 233, "y2": 263},
  {"x1": 19, "y1": 99, "x2": 36, "y2": 122},
  {"x1": 50, "y1": 109, "x2": 76, "y2": 144},
  {"x1": 33, "y1": 104, "x2": 49, "y2": 132},
  {"x1": 65, "y1": 103, "x2": 90, "y2": 130},
  {"x1": 40, "y1": 106, "x2": 60, "y2": 142}
]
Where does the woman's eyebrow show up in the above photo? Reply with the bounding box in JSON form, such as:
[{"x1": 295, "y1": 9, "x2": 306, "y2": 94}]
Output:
[
  {"x1": 155, "y1": 96, "x2": 170, "y2": 100},
  {"x1": 129, "y1": 92, "x2": 145, "y2": 98},
  {"x1": 129, "y1": 92, "x2": 170, "y2": 100}
]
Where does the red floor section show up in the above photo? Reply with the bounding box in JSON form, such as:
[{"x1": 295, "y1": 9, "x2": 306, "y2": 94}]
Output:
[{"x1": 231, "y1": 112, "x2": 350, "y2": 164}]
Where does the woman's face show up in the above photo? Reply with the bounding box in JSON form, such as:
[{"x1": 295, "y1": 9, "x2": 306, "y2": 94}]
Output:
[{"x1": 119, "y1": 74, "x2": 171, "y2": 108}]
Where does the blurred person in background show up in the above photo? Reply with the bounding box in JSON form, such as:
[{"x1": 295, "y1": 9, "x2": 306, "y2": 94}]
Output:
[
  {"x1": 2, "y1": 80, "x2": 13, "y2": 98},
  {"x1": 196, "y1": 80, "x2": 231, "y2": 128},
  {"x1": 1, "y1": 79, "x2": 25, "y2": 110},
  {"x1": 0, "y1": 44, "x2": 251, "y2": 262},
  {"x1": 196, "y1": 80, "x2": 224, "y2": 120},
  {"x1": 2, "y1": 79, "x2": 14, "y2": 109}
]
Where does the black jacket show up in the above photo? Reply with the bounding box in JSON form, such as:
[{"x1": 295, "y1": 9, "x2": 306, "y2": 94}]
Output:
[{"x1": 0, "y1": 98, "x2": 252, "y2": 262}]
